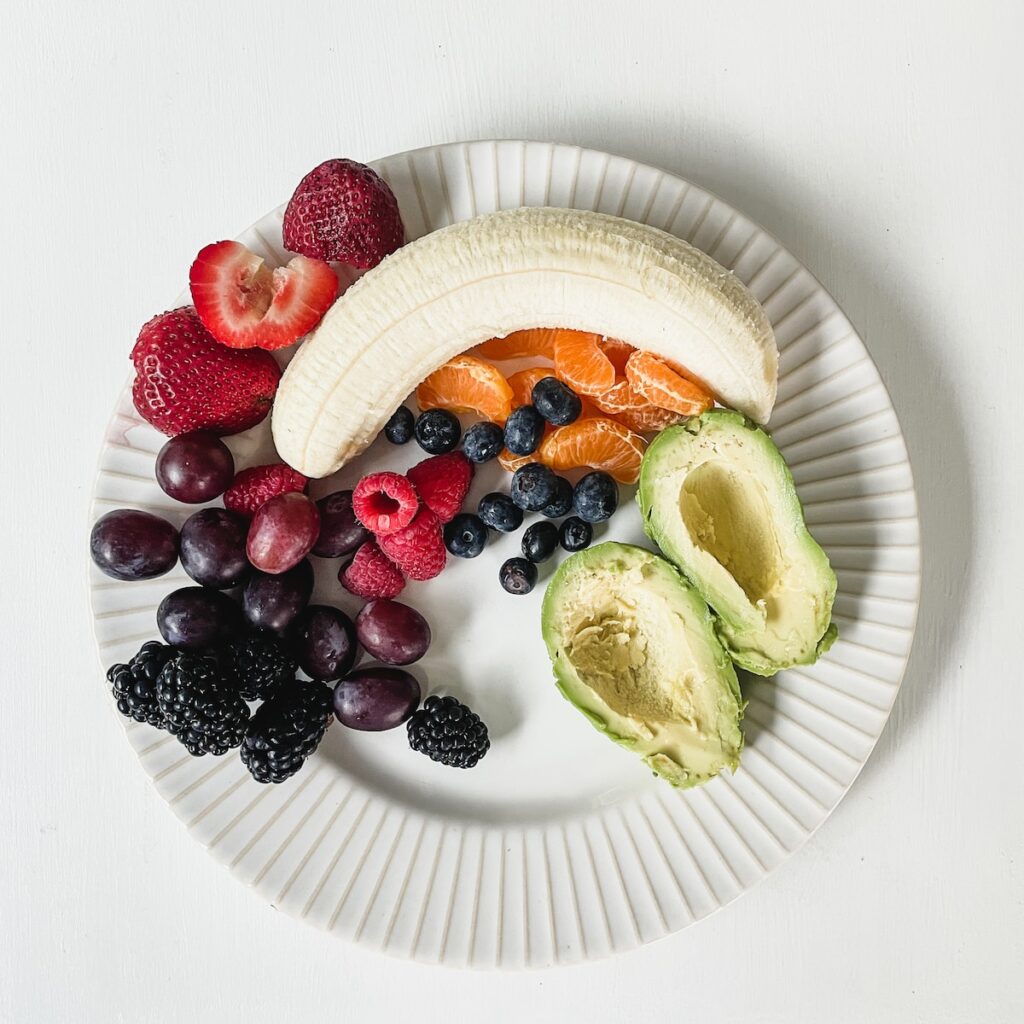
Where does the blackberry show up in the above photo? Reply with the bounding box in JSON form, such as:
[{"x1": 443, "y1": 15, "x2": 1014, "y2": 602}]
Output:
[
  {"x1": 240, "y1": 681, "x2": 333, "y2": 783},
  {"x1": 531, "y1": 376, "x2": 582, "y2": 426},
  {"x1": 156, "y1": 653, "x2": 250, "y2": 756},
  {"x1": 107, "y1": 641, "x2": 176, "y2": 728},
  {"x1": 219, "y1": 633, "x2": 298, "y2": 701},
  {"x1": 384, "y1": 406, "x2": 415, "y2": 444},
  {"x1": 461, "y1": 421, "x2": 504, "y2": 464},
  {"x1": 407, "y1": 695, "x2": 490, "y2": 769}
]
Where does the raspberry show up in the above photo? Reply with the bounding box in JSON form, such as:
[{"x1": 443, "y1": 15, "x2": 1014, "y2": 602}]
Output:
[
  {"x1": 224, "y1": 463, "x2": 308, "y2": 518},
  {"x1": 377, "y1": 506, "x2": 446, "y2": 581},
  {"x1": 340, "y1": 540, "x2": 406, "y2": 599},
  {"x1": 352, "y1": 472, "x2": 419, "y2": 535},
  {"x1": 405, "y1": 451, "x2": 473, "y2": 524}
]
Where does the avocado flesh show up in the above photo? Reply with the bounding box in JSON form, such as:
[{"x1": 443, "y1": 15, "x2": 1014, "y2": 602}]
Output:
[
  {"x1": 542, "y1": 543, "x2": 744, "y2": 788},
  {"x1": 638, "y1": 410, "x2": 837, "y2": 676}
]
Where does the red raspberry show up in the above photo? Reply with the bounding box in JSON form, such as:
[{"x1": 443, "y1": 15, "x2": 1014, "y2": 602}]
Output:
[
  {"x1": 406, "y1": 451, "x2": 473, "y2": 524},
  {"x1": 340, "y1": 540, "x2": 405, "y2": 599},
  {"x1": 224, "y1": 463, "x2": 308, "y2": 517},
  {"x1": 352, "y1": 472, "x2": 419, "y2": 535},
  {"x1": 282, "y1": 159, "x2": 405, "y2": 268},
  {"x1": 377, "y1": 506, "x2": 446, "y2": 581}
]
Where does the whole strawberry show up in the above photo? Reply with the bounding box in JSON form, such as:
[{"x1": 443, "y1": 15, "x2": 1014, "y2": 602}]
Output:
[
  {"x1": 282, "y1": 159, "x2": 404, "y2": 268},
  {"x1": 131, "y1": 308, "x2": 280, "y2": 436},
  {"x1": 224, "y1": 463, "x2": 308, "y2": 518}
]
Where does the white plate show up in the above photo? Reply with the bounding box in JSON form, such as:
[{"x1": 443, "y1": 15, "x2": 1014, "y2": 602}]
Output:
[{"x1": 90, "y1": 140, "x2": 920, "y2": 968}]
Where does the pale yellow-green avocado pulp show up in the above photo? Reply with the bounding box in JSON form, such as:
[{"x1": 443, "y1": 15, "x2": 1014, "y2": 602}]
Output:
[
  {"x1": 638, "y1": 410, "x2": 837, "y2": 676},
  {"x1": 541, "y1": 542, "x2": 744, "y2": 788}
]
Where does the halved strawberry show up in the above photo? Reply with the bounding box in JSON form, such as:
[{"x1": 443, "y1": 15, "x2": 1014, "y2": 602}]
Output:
[{"x1": 189, "y1": 240, "x2": 338, "y2": 351}]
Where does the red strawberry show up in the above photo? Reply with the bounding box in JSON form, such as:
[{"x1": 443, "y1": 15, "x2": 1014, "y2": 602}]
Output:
[
  {"x1": 406, "y1": 451, "x2": 473, "y2": 523},
  {"x1": 131, "y1": 308, "x2": 280, "y2": 436},
  {"x1": 377, "y1": 506, "x2": 446, "y2": 581},
  {"x1": 340, "y1": 540, "x2": 405, "y2": 599},
  {"x1": 282, "y1": 159, "x2": 404, "y2": 268},
  {"x1": 224, "y1": 463, "x2": 308, "y2": 518},
  {"x1": 352, "y1": 472, "x2": 419, "y2": 535},
  {"x1": 189, "y1": 240, "x2": 337, "y2": 350}
]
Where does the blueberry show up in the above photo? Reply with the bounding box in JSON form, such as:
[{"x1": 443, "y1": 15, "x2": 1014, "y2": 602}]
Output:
[
  {"x1": 522, "y1": 521, "x2": 559, "y2": 563},
  {"x1": 531, "y1": 377, "x2": 582, "y2": 426},
  {"x1": 540, "y1": 475, "x2": 573, "y2": 518},
  {"x1": 384, "y1": 406, "x2": 415, "y2": 445},
  {"x1": 478, "y1": 492, "x2": 524, "y2": 533},
  {"x1": 510, "y1": 463, "x2": 557, "y2": 512},
  {"x1": 559, "y1": 516, "x2": 593, "y2": 551},
  {"x1": 499, "y1": 557, "x2": 538, "y2": 595},
  {"x1": 462, "y1": 421, "x2": 504, "y2": 464},
  {"x1": 414, "y1": 409, "x2": 461, "y2": 453},
  {"x1": 444, "y1": 513, "x2": 488, "y2": 558},
  {"x1": 503, "y1": 405, "x2": 545, "y2": 456},
  {"x1": 572, "y1": 471, "x2": 619, "y2": 523}
]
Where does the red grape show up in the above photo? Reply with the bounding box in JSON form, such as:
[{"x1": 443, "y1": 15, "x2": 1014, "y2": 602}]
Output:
[
  {"x1": 246, "y1": 492, "x2": 320, "y2": 574},
  {"x1": 90, "y1": 509, "x2": 178, "y2": 581},
  {"x1": 179, "y1": 508, "x2": 249, "y2": 588},
  {"x1": 333, "y1": 669, "x2": 421, "y2": 731},
  {"x1": 355, "y1": 600, "x2": 431, "y2": 665},
  {"x1": 157, "y1": 587, "x2": 242, "y2": 651},
  {"x1": 155, "y1": 431, "x2": 234, "y2": 503},
  {"x1": 313, "y1": 490, "x2": 370, "y2": 557},
  {"x1": 289, "y1": 605, "x2": 357, "y2": 681},
  {"x1": 242, "y1": 560, "x2": 314, "y2": 633}
]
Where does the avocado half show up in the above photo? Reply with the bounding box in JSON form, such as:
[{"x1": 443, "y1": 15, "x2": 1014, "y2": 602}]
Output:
[
  {"x1": 638, "y1": 410, "x2": 837, "y2": 676},
  {"x1": 541, "y1": 542, "x2": 744, "y2": 788}
]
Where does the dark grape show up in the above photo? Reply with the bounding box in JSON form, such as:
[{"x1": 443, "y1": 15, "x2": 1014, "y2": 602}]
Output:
[
  {"x1": 333, "y1": 668, "x2": 421, "y2": 731},
  {"x1": 290, "y1": 605, "x2": 358, "y2": 681},
  {"x1": 90, "y1": 509, "x2": 178, "y2": 581},
  {"x1": 179, "y1": 508, "x2": 249, "y2": 588},
  {"x1": 155, "y1": 431, "x2": 234, "y2": 503},
  {"x1": 246, "y1": 492, "x2": 320, "y2": 574},
  {"x1": 242, "y1": 560, "x2": 314, "y2": 633},
  {"x1": 156, "y1": 587, "x2": 242, "y2": 652},
  {"x1": 312, "y1": 490, "x2": 370, "y2": 558},
  {"x1": 355, "y1": 600, "x2": 431, "y2": 665}
]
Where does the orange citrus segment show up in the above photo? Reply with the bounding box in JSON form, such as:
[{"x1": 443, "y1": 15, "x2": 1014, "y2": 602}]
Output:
[
  {"x1": 476, "y1": 328, "x2": 557, "y2": 361},
  {"x1": 416, "y1": 355, "x2": 514, "y2": 423},
  {"x1": 498, "y1": 448, "x2": 537, "y2": 473},
  {"x1": 599, "y1": 338, "x2": 635, "y2": 375},
  {"x1": 538, "y1": 417, "x2": 647, "y2": 484},
  {"x1": 505, "y1": 366, "x2": 552, "y2": 409},
  {"x1": 552, "y1": 330, "x2": 617, "y2": 396},
  {"x1": 592, "y1": 379, "x2": 687, "y2": 434},
  {"x1": 624, "y1": 351, "x2": 714, "y2": 417}
]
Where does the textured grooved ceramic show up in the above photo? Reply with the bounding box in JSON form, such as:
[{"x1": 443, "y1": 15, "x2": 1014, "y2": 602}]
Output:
[{"x1": 90, "y1": 140, "x2": 920, "y2": 968}]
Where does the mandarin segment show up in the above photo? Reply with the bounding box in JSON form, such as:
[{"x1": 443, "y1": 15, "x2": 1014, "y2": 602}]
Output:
[
  {"x1": 592, "y1": 379, "x2": 688, "y2": 434},
  {"x1": 476, "y1": 328, "x2": 558, "y2": 361},
  {"x1": 599, "y1": 337, "x2": 635, "y2": 375},
  {"x1": 506, "y1": 366, "x2": 552, "y2": 409},
  {"x1": 624, "y1": 350, "x2": 714, "y2": 417},
  {"x1": 538, "y1": 417, "x2": 646, "y2": 484},
  {"x1": 416, "y1": 354, "x2": 514, "y2": 423},
  {"x1": 552, "y1": 329, "x2": 617, "y2": 396}
]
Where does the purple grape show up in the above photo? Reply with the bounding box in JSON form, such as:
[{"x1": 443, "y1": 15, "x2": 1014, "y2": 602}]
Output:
[
  {"x1": 157, "y1": 586, "x2": 242, "y2": 652},
  {"x1": 155, "y1": 431, "x2": 234, "y2": 503},
  {"x1": 333, "y1": 668, "x2": 421, "y2": 731},
  {"x1": 312, "y1": 490, "x2": 370, "y2": 558},
  {"x1": 242, "y1": 560, "x2": 314, "y2": 633},
  {"x1": 355, "y1": 600, "x2": 431, "y2": 665},
  {"x1": 179, "y1": 508, "x2": 249, "y2": 589},
  {"x1": 90, "y1": 509, "x2": 178, "y2": 581},
  {"x1": 290, "y1": 605, "x2": 358, "y2": 681},
  {"x1": 247, "y1": 492, "x2": 320, "y2": 574}
]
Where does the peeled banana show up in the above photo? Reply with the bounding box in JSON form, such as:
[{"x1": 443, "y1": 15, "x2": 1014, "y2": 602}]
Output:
[{"x1": 272, "y1": 207, "x2": 777, "y2": 478}]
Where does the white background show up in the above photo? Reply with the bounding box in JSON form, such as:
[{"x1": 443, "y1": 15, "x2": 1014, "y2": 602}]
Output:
[{"x1": 2, "y1": 1, "x2": 1022, "y2": 1020}]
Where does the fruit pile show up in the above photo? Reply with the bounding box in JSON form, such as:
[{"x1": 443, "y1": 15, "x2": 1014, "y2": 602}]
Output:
[{"x1": 94, "y1": 158, "x2": 491, "y2": 783}]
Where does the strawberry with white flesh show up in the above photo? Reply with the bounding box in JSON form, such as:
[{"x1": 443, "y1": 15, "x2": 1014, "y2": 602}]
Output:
[{"x1": 189, "y1": 241, "x2": 338, "y2": 351}]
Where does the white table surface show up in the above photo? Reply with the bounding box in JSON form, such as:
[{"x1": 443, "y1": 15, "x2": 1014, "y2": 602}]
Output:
[{"x1": 2, "y1": 1, "x2": 1021, "y2": 1020}]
